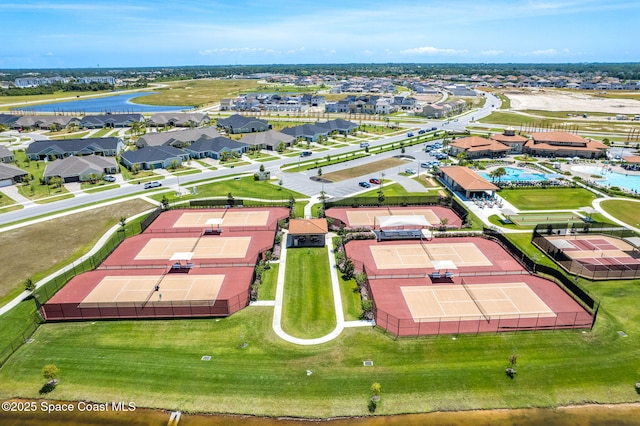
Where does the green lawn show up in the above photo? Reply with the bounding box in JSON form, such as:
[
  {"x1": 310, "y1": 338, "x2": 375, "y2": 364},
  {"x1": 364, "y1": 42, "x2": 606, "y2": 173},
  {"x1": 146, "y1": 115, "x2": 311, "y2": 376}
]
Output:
[
  {"x1": 498, "y1": 187, "x2": 599, "y2": 210},
  {"x1": 599, "y1": 199, "x2": 640, "y2": 228},
  {"x1": 258, "y1": 263, "x2": 279, "y2": 301},
  {"x1": 281, "y1": 247, "x2": 336, "y2": 338},
  {"x1": 154, "y1": 176, "x2": 308, "y2": 205}
]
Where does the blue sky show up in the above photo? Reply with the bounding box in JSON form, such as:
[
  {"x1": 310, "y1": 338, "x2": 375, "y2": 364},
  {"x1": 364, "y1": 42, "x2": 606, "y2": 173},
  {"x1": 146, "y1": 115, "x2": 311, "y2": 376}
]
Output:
[{"x1": 2, "y1": 0, "x2": 639, "y2": 68}]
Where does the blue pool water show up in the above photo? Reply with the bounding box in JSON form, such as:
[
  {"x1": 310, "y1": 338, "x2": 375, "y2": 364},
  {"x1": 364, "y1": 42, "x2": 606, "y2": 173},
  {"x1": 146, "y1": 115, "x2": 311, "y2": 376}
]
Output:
[
  {"x1": 572, "y1": 165, "x2": 640, "y2": 192},
  {"x1": 479, "y1": 167, "x2": 547, "y2": 182},
  {"x1": 11, "y1": 92, "x2": 192, "y2": 113}
]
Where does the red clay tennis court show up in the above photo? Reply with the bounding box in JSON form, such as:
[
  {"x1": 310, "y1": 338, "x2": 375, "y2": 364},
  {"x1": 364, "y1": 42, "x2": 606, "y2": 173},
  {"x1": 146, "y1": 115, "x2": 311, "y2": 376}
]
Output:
[
  {"x1": 43, "y1": 207, "x2": 286, "y2": 321},
  {"x1": 326, "y1": 206, "x2": 462, "y2": 229},
  {"x1": 43, "y1": 267, "x2": 254, "y2": 320},
  {"x1": 346, "y1": 237, "x2": 593, "y2": 336}
]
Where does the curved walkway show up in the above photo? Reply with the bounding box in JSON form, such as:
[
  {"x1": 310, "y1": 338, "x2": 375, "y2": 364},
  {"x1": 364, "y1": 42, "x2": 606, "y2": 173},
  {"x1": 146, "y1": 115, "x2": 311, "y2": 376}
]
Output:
[
  {"x1": 592, "y1": 197, "x2": 640, "y2": 233},
  {"x1": 268, "y1": 231, "x2": 373, "y2": 345}
]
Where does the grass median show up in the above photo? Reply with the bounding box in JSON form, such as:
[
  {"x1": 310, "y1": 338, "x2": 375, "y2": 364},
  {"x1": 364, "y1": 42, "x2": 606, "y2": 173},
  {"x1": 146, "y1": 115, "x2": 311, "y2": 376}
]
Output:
[{"x1": 281, "y1": 247, "x2": 336, "y2": 338}]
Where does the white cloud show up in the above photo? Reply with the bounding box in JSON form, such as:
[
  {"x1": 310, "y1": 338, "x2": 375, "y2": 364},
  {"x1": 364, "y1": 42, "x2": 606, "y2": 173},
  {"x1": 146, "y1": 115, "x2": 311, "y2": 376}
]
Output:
[
  {"x1": 400, "y1": 46, "x2": 468, "y2": 55},
  {"x1": 530, "y1": 48, "x2": 558, "y2": 55},
  {"x1": 199, "y1": 47, "x2": 277, "y2": 56},
  {"x1": 481, "y1": 50, "x2": 504, "y2": 56}
]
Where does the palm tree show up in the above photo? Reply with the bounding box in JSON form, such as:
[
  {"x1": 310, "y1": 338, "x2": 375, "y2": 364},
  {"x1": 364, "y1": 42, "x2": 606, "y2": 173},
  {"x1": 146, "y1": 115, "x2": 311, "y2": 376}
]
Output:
[{"x1": 491, "y1": 167, "x2": 507, "y2": 183}]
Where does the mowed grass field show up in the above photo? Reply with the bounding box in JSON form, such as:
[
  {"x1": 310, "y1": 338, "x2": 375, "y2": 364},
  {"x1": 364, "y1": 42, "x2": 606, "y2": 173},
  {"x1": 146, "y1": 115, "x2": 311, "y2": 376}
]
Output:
[
  {"x1": 322, "y1": 158, "x2": 409, "y2": 182},
  {"x1": 498, "y1": 187, "x2": 599, "y2": 210},
  {"x1": 131, "y1": 79, "x2": 260, "y2": 107},
  {"x1": 599, "y1": 199, "x2": 640, "y2": 228},
  {"x1": 0, "y1": 199, "x2": 154, "y2": 304},
  {"x1": 1, "y1": 275, "x2": 640, "y2": 418},
  {"x1": 282, "y1": 247, "x2": 336, "y2": 338}
]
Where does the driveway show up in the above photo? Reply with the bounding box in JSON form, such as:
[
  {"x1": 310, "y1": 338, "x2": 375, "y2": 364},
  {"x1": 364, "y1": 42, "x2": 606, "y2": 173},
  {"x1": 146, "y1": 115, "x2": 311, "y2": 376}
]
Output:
[{"x1": 0, "y1": 185, "x2": 33, "y2": 206}]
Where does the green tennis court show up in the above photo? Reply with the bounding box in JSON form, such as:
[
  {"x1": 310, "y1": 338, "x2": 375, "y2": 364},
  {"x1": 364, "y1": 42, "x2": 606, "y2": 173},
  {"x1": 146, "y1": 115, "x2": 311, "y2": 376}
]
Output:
[{"x1": 508, "y1": 212, "x2": 582, "y2": 226}]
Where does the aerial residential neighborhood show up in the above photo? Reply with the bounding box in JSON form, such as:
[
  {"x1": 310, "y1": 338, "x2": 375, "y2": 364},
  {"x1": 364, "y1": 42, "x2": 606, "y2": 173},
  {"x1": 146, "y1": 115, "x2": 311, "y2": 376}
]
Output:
[{"x1": 1, "y1": 1, "x2": 640, "y2": 425}]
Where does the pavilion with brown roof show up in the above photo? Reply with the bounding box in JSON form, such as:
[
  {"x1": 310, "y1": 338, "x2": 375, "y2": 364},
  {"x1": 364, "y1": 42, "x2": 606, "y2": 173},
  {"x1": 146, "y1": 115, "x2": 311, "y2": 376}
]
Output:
[
  {"x1": 449, "y1": 135, "x2": 510, "y2": 159},
  {"x1": 287, "y1": 218, "x2": 329, "y2": 248},
  {"x1": 524, "y1": 131, "x2": 608, "y2": 159},
  {"x1": 622, "y1": 155, "x2": 640, "y2": 170},
  {"x1": 439, "y1": 166, "x2": 499, "y2": 198}
]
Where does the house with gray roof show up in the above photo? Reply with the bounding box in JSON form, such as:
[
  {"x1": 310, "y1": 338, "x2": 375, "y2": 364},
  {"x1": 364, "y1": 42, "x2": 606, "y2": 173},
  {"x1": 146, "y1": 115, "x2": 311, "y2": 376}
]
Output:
[
  {"x1": 135, "y1": 128, "x2": 220, "y2": 148},
  {"x1": 43, "y1": 156, "x2": 118, "y2": 183},
  {"x1": 120, "y1": 146, "x2": 189, "y2": 171},
  {"x1": 0, "y1": 163, "x2": 28, "y2": 187},
  {"x1": 14, "y1": 115, "x2": 81, "y2": 130},
  {"x1": 281, "y1": 124, "x2": 329, "y2": 142},
  {"x1": 216, "y1": 114, "x2": 270, "y2": 134},
  {"x1": 0, "y1": 114, "x2": 20, "y2": 128},
  {"x1": 315, "y1": 119, "x2": 358, "y2": 135},
  {"x1": 184, "y1": 136, "x2": 249, "y2": 159},
  {"x1": 0, "y1": 146, "x2": 14, "y2": 163},
  {"x1": 240, "y1": 130, "x2": 295, "y2": 151},
  {"x1": 80, "y1": 113, "x2": 144, "y2": 129},
  {"x1": 147, "y1": 113, "x2": 211, "y2": 128},
  {"x1": 27, "y1": 137, "x2": 125, "y2": 160}
]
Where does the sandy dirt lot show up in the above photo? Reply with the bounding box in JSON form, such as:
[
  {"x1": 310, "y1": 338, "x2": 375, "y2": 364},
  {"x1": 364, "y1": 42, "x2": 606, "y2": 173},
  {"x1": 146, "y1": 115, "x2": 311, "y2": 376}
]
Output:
[{"x1": 506, "y1": 89, "x2": 640, "y2": 115}]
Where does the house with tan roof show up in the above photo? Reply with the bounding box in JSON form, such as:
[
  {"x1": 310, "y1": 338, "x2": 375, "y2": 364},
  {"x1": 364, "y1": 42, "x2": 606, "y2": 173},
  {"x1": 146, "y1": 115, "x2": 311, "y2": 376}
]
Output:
[
  {"x1": 524, "y1": 131, "x2": 608, "y2": 159},
  {"x1": 448, "y1": 136, "x2": 510, "y2": 159},
  {"x1": 439, "y1": 166, "x2": 499, "y2": 198},
  {"x1": 287, "y1": 219, "x2": 328, "y2": 247}
]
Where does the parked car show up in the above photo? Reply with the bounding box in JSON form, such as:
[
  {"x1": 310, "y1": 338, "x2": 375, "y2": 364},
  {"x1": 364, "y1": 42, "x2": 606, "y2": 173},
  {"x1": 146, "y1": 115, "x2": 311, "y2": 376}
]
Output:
[
  {"x1": 405, "y1": 169, "x2": 417, "y2": 175},
  {"x1": 300, "y1": 151, "x2": 312, "y2": 157},
  {"x1": 103, "y1": 175, "x2": 116, "y2": 182},
  {"x1": 359, "y1": 181, "x2": 371, "y2": 188},
  {"x1": 420, "y1": 162, "x2": 431, "y2": 168},
  {"x1": 359, "y1": 142, "x2": 370, "y2": 148},
  {"x1": 431, "y1": 126, "x2": 438, "y2": 131},
  {"x1": 418, "y1": 129, "x2": 426, "y2": 134},
  {"x1": 407, "y1": 132, "x2": 414, "y2": 137},
  {"x1": 369, "y1": 178, "x2": 380, "y2": 184},
  {"x1": 144, "y1": 181, "x2": 162, "y2": 189}
]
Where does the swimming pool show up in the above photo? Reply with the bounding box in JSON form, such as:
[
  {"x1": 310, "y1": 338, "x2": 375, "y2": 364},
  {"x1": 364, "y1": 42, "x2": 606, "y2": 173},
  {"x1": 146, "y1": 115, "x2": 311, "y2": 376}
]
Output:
[
  {"x1": 571, "y1": 165, "x2": 640, "y2": 192},
  {"x1": 479, "y1": 167, "x2": 547, "y2": 182}
]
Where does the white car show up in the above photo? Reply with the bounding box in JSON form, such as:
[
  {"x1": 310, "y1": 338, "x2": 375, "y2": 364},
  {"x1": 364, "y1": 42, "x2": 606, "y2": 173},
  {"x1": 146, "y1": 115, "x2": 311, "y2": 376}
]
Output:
[{"x1": 144, "y1": 181, "x2": 162, "y2": 189}]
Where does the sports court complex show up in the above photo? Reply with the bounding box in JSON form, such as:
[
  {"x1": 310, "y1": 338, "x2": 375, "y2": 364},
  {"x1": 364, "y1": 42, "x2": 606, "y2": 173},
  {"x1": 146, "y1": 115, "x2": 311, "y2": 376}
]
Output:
[
  {"x1": 335, "y1": 205, "x2": 594, "y2": 336},
  {"x1": 43, "y1": 207, "x2": 289, "y2": 320},
  {"x1": 532, "y1": 224, "x2": 640, "y2": 280},
  {"x1": 327, "y1": 206, "x2": 462, "y2": 231}
]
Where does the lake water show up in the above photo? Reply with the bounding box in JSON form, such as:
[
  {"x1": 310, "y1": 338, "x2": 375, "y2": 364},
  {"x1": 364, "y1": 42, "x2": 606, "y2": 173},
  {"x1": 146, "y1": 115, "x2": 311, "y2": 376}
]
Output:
[
  {"x1": 571, "y1": 165, "x2": 640, "y2": 192},
  {"x1": 11, "y1": 92, "x2": 192, "y2": 113}
]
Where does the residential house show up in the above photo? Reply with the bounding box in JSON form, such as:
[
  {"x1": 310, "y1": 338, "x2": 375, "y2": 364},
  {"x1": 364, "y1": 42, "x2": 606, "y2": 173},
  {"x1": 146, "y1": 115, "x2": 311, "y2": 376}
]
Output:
[
  {"x1": 184, "y1": 136, "x2": 249, "y2": 160},
  {"x1": 80, "y1": 113, "x2": 144, "y2": 129},
  {"x1": 315, "y1": 119, "x2": 359, "y2": 135},
  {"x1": 12, "y1": 115, "x2": 80, "y2": 130},
  {"x1": 448, "y1": 136, "x2": 510, "y2": 159},
  {"x1": 0, "y1": 163, "x2": 28, "y2": 187},
  {"x1": 26, "y1": 137, "x2": 125, "y2": 161},
  {"x1": 147, "y1": 113, "x2": 210, "y2": 128},
  {"x1": 524, "y1": 131, "x2": 609, "y2": 159},
  {"x1": 135, "y1": 128, "x2": 220, "y2": 148},
  {"x1": 216, "y1": 114, "x2": 270, "y2": 134},
  {"x1": 43, "y1": 155, "x2": 118, "y2": 183},
  {"x1": 240, "y1": 130, "x2": 295, "y2": 151},
  {"x1": 281, "y1": 124, "x2": 329, "y2": 142},
  {"x1": 0, "y1": 114, "x2": 19, "y2": 128},
  {"x1": 120, "y1": 146, "x2": 189, "y2": 171},
  {"x1": 0, "y1": 146, "x2": 14, "y2": 163}
]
